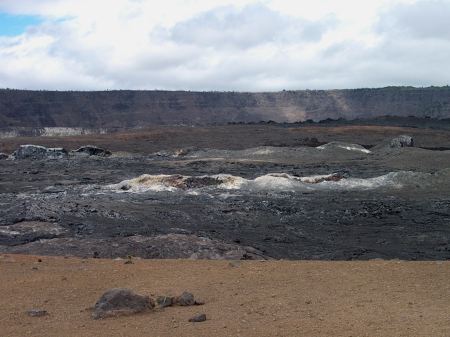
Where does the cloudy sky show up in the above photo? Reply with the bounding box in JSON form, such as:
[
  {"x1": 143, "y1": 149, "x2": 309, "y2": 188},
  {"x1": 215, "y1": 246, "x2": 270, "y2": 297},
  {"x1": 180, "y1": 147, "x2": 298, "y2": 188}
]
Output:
[{"x1": 0, "y1": 0, "x2": 449, "y2": 91}]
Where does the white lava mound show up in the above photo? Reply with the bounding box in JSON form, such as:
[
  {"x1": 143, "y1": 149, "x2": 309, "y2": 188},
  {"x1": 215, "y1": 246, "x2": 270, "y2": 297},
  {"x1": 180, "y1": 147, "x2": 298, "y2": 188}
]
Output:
[
  {"x1": 317, "y1": 141, "x2": 371, "y2": 154},
  {"x1": 104, "y1": 170, "x2": 450, "y2": 194}
]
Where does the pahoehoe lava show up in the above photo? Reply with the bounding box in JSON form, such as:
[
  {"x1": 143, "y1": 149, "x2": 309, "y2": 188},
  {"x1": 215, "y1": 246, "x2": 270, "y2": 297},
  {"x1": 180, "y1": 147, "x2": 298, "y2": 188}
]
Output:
[{"x1": 1, "y1": 128, "x2": 450, "y2": 260}]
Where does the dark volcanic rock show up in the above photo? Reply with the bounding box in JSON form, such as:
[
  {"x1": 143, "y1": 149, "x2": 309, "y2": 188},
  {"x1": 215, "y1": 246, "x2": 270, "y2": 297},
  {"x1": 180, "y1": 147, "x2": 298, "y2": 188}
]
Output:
[
  {"x1": 0, "y1": 234, "x2": 269, "y2": 260},
  {"x1": 157, "y1": 292, "x2": 203, "y2": 308},
  {"x1": 389, "y1": 135, "x2": 414, "y2": 148},
  {"x1": 12, "y1": 145, "x2": 68, "y2": 160},
  {"x1": 154, "y1": 147, "x2": 196, "y2": 158},
  {"x1": 174, "y1": 292, "x2": 195, "y2": 306},
  {"x1": 0, "y1": 221, "x2": 66, "y2": 246},
  {"x1": 73, "y1": 145, "x2": 111, "y2": 157},
  {"x1": 373, "y1": 135, "x2": 414, "y2": 151},
  {"x1": 156, "y1": 296, "x2": 174, "y2": 308},
  {"x1": 92, "y1": 288, "x2": 154, "y2": 319},
  {"x1": 1, "y1": 130, "x2": 450, "y2": 262},
  {"x1": 189, "y1": 313, "x2": 207, "y2": 322},
  {"x1": 26, "y1": 309, "x2": 48, "y2": 317}
]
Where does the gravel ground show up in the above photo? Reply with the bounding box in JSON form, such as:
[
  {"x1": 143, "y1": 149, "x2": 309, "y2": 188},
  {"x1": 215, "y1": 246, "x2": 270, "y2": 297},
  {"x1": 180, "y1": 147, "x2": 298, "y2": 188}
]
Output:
[{"x1": 1, "y1": 254, "x2": 449, "y2": 337}]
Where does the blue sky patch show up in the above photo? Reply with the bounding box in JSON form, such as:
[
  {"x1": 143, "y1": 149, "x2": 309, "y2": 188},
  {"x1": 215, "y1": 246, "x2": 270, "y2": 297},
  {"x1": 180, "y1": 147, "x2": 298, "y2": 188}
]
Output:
[{"x1": 0, "y1": 12, "x2": 42, "y2": 36}]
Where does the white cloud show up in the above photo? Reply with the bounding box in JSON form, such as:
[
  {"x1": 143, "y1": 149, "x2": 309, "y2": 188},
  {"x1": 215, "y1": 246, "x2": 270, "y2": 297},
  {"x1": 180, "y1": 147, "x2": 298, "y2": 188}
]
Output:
[
  {"x1": 0, "y1": 0, "x2": 449, "y2": 90},
  {"x1": 164, "y1": 4, "x2": 336, "y2": 48},
  {"x1": 377, "y1": 0, "x2": 450, "y2": 40}
]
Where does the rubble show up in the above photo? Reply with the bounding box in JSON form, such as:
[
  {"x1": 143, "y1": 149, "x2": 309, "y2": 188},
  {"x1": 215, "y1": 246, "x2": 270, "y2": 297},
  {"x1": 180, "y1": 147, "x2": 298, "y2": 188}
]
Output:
[
  {"x1": 92, "y1": 288, "x2": 154, "y2": 319},
  {"x1": 13, "y1": 145, "x2": 68, "y2": 160}
]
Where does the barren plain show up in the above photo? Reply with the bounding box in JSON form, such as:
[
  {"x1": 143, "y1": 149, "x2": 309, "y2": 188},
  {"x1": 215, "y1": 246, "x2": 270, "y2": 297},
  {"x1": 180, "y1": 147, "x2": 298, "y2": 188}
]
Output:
[
  {"x1": 1, "y1": 255, "x2": 449, "y2": 337},
  {"x1": 1, "y1": 124, "x2": 450, "y2": 336}
]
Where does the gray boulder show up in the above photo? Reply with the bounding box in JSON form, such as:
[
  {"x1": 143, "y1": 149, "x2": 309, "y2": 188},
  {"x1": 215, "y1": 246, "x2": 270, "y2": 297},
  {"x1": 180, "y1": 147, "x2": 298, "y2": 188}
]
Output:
[
  {"x1": 73, "y1": 145, "x2": 111, "y2": 157},
  {"x1": 92, "y1": 288, "x2": 154, "y2": 319},
  {"x1": 13, "y1": 145, "x2": 68, "y2": 160},
  {"x1": 0, "y1": 153, "x2": 9, "y2": 160},
  {"x1": 372, "y1": 135, "x2": 414, "y2": 152},
  {"x1": 175, "y1": 292, "x2": 195, "y2": 306},
  {"x1": 389, "y1": 135, "x2": 414, "y2": 148}
]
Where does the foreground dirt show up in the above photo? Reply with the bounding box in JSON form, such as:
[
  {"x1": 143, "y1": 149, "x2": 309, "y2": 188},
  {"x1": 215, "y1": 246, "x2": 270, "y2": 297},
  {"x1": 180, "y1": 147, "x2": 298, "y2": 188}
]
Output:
[{"x1": 1, "y1": 255, "x2": 449, "y2": 337}]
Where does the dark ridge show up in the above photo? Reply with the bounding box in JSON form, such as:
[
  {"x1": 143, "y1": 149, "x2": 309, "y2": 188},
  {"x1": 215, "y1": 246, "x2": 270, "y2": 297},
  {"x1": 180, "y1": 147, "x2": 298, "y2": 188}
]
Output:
[
  {"x1": 1, "y1": 86, "x2": 450, "y2": 127},
  {"x1": 421, "y1": 147, "x2": 450, "y2": 151}
]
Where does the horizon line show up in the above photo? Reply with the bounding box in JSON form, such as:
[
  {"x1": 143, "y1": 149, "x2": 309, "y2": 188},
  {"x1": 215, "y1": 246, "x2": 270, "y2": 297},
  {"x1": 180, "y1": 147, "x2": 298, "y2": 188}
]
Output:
[{"x1": 1, "y1": 85, "x2": 450, "y2": 93}]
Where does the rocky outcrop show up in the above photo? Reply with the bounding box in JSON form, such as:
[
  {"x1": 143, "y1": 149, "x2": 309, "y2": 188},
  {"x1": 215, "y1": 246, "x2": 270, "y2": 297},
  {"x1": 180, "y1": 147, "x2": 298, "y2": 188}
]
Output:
[
  {"x1": 373, "y1": 135, "x2": 414, "y2": 151},
  {"x1": 156, "y1": 292, "x2": 203, "y2": 308},
  {"x1": 115, "y1": 175, "x2": 225, "y2": 191},
  {"x1": 92, "y1": 288, "x2": 154, "y2": 319},
  {"x1": 0, "y1": 221, "x2": 66, "y2": 246},
  {"x1": 12, "y1": 145, "x2": 68, "y2": 160},
  {"x1": 72, "y1": 145, "x2": 111, "y2": 157},
  {"x1": 389, "y1": 135, "x2": 414, "y2": 148},
  {"x1": 0, "y1": 234, "x2": 269, "y2": 260},
  {"x1": 154, "y1": 147, "x2": 196, "y2": 158},
  {"x1": 173, "y1": 292, "x2": 196, "y2": 306},
  {"x1": 10, "y1": 144, "x2": 112, "y2": 159}
]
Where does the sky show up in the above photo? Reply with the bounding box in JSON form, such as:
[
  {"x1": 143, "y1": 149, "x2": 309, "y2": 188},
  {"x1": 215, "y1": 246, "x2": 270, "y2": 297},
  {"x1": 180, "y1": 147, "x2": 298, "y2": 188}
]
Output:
[
  {"x1": 0, "y1": 0, "x2": 449, "y2": 91},
  {"x1": 0, "y1": 12, "x2": 42, "y2": 36}
]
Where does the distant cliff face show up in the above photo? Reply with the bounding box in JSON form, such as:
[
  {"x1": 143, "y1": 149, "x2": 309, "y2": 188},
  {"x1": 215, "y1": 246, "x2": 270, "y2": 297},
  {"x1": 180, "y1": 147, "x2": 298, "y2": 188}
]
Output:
[{"x1": 1, "y1": 87, "x2": 450, "y2": 127}]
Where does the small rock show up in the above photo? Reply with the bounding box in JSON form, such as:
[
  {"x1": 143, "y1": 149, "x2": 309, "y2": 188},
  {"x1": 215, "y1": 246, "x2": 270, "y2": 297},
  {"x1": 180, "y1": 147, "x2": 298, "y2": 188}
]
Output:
[
  {"x1": 92, "y1": 288, "x2": 154, "y2": 319},
  {"x1": 174, "y1": 292, "x2": 195, "y2": 306},
  {"x1": 156, "y1": 296, "x2": 174, "y2": 308},
  {"x1": 0, "y1": 153, "x2": 9, "y2": 160},
  {"x1": 26, "y1": 309, "x2": 47, "y2": 317},
  {"x1": 189, "y1": 313, "x2": 207, "y2": 322},
  {"x1": 156, "y1": 293, "x2": 204, "y2": 308}
]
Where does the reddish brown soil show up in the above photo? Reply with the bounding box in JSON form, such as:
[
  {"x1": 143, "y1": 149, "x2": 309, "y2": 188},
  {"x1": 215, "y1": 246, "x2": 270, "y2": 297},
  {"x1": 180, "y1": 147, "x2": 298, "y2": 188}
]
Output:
[{"x1": 1, "y1": 254, "x2": 449, "y2": 337}]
